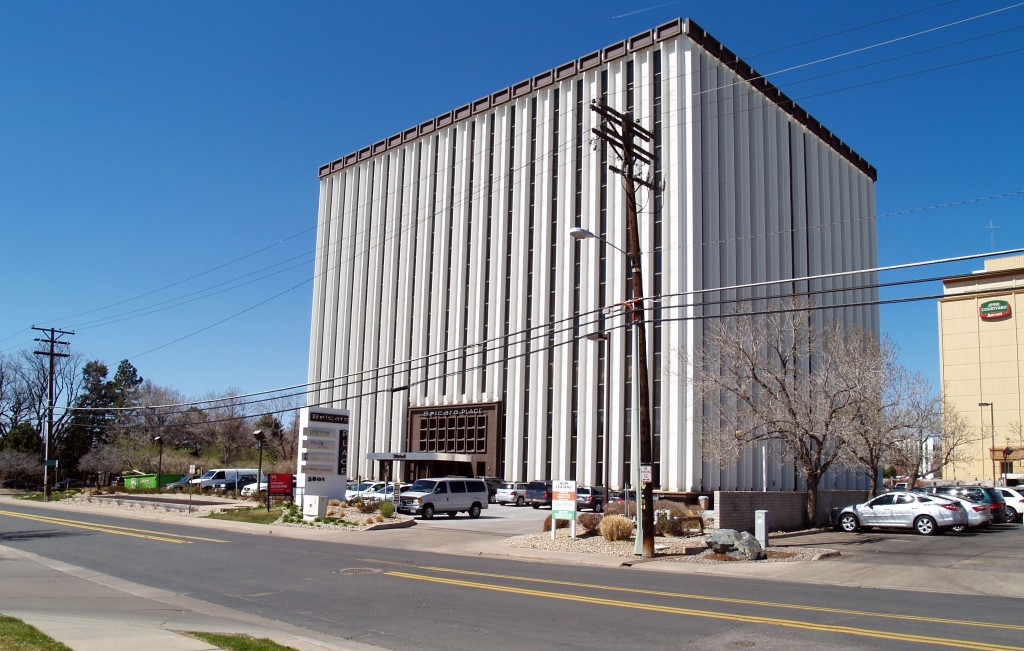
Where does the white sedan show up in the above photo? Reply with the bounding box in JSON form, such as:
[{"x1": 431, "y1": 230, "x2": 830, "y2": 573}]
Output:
[
  {"x1": 240, "y1": 481, "x2": 266, "y2": 497},
  {"x1": 344, "y1": 481, "x2": 384, "y2": 502}
]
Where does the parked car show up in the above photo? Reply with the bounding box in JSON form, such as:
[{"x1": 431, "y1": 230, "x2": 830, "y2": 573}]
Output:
[
  {"x1": 608, "y1": 489, "x2": 636, "y2": 503},
  {"x1": 995, "y1": 487, "x2": 1024, "y2": 523},
  {"x1": 345, "y1": 481, "x2": 385, "y2": 502},
  {"x1": 919, "y1": 486, "x2": 1010, "y2": 524},
  {"x1": 240, "y1": 480, "x2": 267, "y2": 497},
  {"x1": 525, "y1": 480, "x2": 553, "y2": 509},
  {"x1": 942, "y1": 495, "x2": 993, "y2": 533},
  {"x1": 1, "y1": 478, "x2": 40, "y2": 490},
  {"x1": 495, "y1": 482, "x2": 530, "y2": 506},
  {"x1": 55, "y1": 478, "x2": 87, "y2": 489},
  {"x1": 397, "y1": 477, "x2": 489, "y2": 519},
  {"x1": 211, "y1": 474, "x2": 258, "y2": 493},
  {"x1": 833, "y1": 491, "x2": 967, "y2": 535},
  {"x1": 476, "y1": 476, "x2": 501, "y2": 502},
  {"x1": 367, "y1": 483, "x2": 406, "y2": 501},
  {"x1": 164, "y1": 475, "x2": 198, "y2": 491},
  {"x1": 575, "y1": 486, "x2": 606, "y2": 512}
]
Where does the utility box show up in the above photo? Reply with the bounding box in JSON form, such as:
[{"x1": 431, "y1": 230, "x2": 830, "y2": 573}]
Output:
[
  {"x1": 755, "y1": 509, "x2": 769, "y2": 548},
  {"x1": 303, "y1": 494, "x2": 328, "y2": 522}
]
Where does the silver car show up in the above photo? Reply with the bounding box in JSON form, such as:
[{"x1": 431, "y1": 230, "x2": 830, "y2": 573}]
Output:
[
  {"x1": 942, "y1": 495, "x2": 993, "y2": 533},
  {"x1": 834, "y1": 490, "x2": 967, "y2": 536},
  {"x1": 495, "y1": 482, "x2": 529, "y2": 506}
]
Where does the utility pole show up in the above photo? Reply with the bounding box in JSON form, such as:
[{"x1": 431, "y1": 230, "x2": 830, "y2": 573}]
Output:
[
  {"x1": 32, "y1": 326, "x2": 74, "y2": 503},
  {"x1": 590, "y1": 98, "x2": 657, "y2": 557}
]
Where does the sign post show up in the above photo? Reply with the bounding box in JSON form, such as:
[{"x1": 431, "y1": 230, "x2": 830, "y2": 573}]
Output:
[{"x1": 552, "y1": 480, "x2": 577, "y2": 540}]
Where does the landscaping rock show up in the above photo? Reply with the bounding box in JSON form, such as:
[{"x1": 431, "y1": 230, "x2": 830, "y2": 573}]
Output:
[{"x1": 704, "y1": 528, "x2": 766, "y2": 560}]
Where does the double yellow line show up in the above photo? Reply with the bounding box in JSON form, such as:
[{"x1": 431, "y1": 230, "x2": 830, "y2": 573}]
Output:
[
  {"x1": 0, "y1": 509, "x2": 229, "y2": 544},
  {"x1": 378, "y1": 562, "x2": 1024, "y2": 651}
]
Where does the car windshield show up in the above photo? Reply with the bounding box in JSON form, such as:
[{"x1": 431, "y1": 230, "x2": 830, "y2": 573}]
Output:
[
  {"x1": 408, "y1": 480, "x2": 437, "y2": 493},
  {"x1": 199, "y1": 470, "x2": 218, "y2": 480},
  {"x1": 499, "y1": 483, "x2": 515, "y2": 490},
  {"x1": 353, "y1": 481, "x2": 376, "y2": 491}
]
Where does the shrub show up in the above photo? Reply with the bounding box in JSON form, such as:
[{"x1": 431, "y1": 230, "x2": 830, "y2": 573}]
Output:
[
  {"x1": 357, "y1": 498, "x2": 380, "y2": 514},
  {"x1": 599, "y1": 514, "x2": 635, "y2": 541},
  {"x1": 364, "y1": 516, "x2": 374, "y2": 525},
  {"x1": 375, "y1": 515, "x2": 385, "y2": 523},
  {"x1": 602, "y1": 500, "x2": 627, "y2": 517},
  {"x1": 577, "y1": 512, "x2": 603, "y2": 534},
  {"x1": 379, "y1": 500, "x2": 396, "y2": 519},
  {"x1": 542, "y1": 515, "x2": 570, "y2": 532},
  {"x1": 328, "y1": 498, "x2": 341, "y2": 507}
]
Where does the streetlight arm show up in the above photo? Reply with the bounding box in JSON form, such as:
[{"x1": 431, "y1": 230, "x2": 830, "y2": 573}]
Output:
[{"x1": 569, "y1": 227, "x2": 631, "y2": 259}]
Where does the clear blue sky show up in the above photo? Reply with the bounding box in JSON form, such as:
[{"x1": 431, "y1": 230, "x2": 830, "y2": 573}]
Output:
[{"x1": 2, "y1": 1, "x2": 1022, "y2": 400}]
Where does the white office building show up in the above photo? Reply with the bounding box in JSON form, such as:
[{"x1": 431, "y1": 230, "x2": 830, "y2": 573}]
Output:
[{"x1": 306, "y1": 18, "x2": 878, "y2": 493}]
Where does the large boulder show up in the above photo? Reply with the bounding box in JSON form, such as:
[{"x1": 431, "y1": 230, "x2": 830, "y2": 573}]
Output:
[{"x1": 704, "y1": 529, "x2": 765, "y2": 560}]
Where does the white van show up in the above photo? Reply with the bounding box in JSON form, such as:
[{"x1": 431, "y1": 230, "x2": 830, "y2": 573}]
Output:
[
  {"x1": 190, "y1": 468, "x2": 262, "y2": 490},
  {"x1": 397, "y1": 477, "x2": 489, "y2": 519}
]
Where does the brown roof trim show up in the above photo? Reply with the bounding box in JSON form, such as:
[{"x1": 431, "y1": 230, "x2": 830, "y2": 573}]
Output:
[
  {"x1": 318, "y1": 17, "x2": 876, "y2": 181},
  {"x1": 943, "y1": 267, "x2": 1024, "y2": 286}
]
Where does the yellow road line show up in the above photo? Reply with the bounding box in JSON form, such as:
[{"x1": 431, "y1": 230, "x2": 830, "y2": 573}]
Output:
[
  {"x1": 386, "y1": 571, "x2": 1023, "y2": 651},
  {"x1": 0, "y1": 509, "x2": 227, "y2": 544},
  {"x1": 365, "y1": 559, "x2": 1021, "y2": 632}
]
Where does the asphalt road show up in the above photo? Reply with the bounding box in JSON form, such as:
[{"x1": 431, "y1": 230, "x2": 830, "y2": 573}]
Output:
[{"x1": 1, "y1": 501, "x2": 1022, "y2": 650}]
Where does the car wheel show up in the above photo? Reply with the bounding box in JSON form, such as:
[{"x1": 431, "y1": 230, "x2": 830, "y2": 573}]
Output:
[
  {"x1": 914, "y1": 515, "x2": 938, "y2": 535},
  {"x1": 469, "y1": 503, "x2": 482, "y2": 518},
  {"x1": 838, "y1": 513, "x2": 859, "y2": 533},
  {"x1": 951, "y1": 524, "x2": 966, "y2": 533},
  {"x1": 516, "y1": 496, "x2": 525, "y2": 507},
  {"x1": 532, "y1": 504, "x2": 539, "y2": 509},
  {"x1": 1005, "y1": 506, "x2": 1018, "y2": 523},
  {"x1": 422, "y1": 504, "x2": 434, "y2": 520},
  {"x1": 447, "y1": 511, "x2": 457, "y2": 518},
  {"x1": 594, "y1": 501, "x2": 603, "y2": 513}
]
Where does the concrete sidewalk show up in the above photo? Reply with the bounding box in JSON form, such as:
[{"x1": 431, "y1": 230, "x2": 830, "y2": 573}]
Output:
[{"x1": 2, "y1": 494, "x2": 1020, "y2": 650}]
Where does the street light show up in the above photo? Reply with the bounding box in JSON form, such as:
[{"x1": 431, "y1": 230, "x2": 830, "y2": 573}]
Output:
[
  {"x1": 585, "y1": 332, "x2": 611, "y2": 494},
  {"x1": 572, "y1": 225, "x2": 654, "y2": 557},
  {"x1": 253, "y1": 430, "x2": 267, "y2": 511},
  {"x1": 979, "y1": 402, "x2": 995, "y2": 486},
  {"x1": 154, "y1": 436, "x2": 163, "y2": 482}
]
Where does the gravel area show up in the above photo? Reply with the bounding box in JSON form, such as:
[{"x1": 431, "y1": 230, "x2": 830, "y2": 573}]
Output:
[{"x1": 502, "y1": 528, "x2": 838, "y2": 564}]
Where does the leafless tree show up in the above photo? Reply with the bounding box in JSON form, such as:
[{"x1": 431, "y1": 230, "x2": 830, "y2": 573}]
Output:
[
  {"x1": 691, "y1": 299, "x2": 867, "y2": 526},
  {"x1": 838, "y1": 335, "x2": 922, "y2": 497},
  {"x1": 890, "y1": 389, "x2": 975, "y2": 488},
  {"x1": 0, "y1": 450, "x2": 38, "y2": 478},
  {"x1": 17, "y1": 349, "x2": 83, "y2": 451}
]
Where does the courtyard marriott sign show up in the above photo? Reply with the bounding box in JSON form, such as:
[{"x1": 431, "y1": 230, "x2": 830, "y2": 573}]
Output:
[{"x1": 980, "y1": 300, "x2": 1012, "y2": 321}]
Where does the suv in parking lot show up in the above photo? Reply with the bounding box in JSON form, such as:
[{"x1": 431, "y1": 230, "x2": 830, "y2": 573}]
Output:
[
  {"x1": 996, "y1": 487, "x2": 1023, "y2": 523},
  {"x1": 576, "y1": 486, "x2": 606, "y2": 512},
  {"x1": 526, "y1": 480, "x2": 553, "y2": 509},
  {"x1": 495, "y1": 482, "x2": 529, "y2": 506}
]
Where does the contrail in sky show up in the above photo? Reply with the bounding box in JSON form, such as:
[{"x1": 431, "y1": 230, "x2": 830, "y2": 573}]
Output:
[{"x1": 612, "y1": 1, "x2": 680, "y2": 19}]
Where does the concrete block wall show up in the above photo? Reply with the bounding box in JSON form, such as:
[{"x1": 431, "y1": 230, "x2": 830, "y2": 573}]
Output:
[{"x1": 714, "y1": 490, "x2": 868, "y2": 532}]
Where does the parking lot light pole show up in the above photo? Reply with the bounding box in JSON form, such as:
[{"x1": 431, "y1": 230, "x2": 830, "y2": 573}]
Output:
[
  {"x1": 253, "y1": 430, "x2": 266, "y2": 510},
  {"x1": 979, "y1": 402, "x2": 995, "y2": 486}
]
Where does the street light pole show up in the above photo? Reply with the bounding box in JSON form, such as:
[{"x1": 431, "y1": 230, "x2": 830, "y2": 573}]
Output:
[
  {"x1": 253, "y1": 430, "x2": 266, "y2": 511},
  {"x1": 585, "y1": 332, "x2": 611, "y2": 493},
  {"x1": 979, "y1": 402, "x2": 995, "y2": 486}
]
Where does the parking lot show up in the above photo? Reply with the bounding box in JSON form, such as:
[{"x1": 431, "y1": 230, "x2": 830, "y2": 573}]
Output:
[
  {"x1": 409, "y1": 500, "x2": 550, "y2": 537},
  {"x1": 772, "y1": 520, "x2": 1023, "y2": 570}
]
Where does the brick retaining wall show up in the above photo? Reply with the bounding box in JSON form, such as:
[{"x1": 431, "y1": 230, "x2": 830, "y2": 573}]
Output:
[{"x1": 713, "y1": 490, "x2": 868, "y2": 532}]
